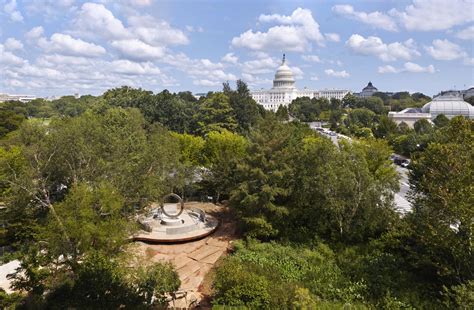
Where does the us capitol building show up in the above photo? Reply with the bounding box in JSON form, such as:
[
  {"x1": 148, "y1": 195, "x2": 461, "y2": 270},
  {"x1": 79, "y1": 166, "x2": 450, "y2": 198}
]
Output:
[{"x1": 251, "y1": 54, "x2": 351, "y2": 111}]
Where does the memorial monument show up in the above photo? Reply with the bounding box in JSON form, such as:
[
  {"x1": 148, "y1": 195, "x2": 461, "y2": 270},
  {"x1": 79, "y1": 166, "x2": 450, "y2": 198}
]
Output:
[{"x1": 133, "y1": 193, "x2": 219, "y2": 243}]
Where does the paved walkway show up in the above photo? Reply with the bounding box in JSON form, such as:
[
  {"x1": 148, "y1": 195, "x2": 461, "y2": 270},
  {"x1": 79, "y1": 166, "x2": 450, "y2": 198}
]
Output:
[
  {"x1": 134, "y1": 203, "x2": 236, "y2": 308},
  {"x1": 0, "y1": 260, "x2": 20, "y2": 293}
]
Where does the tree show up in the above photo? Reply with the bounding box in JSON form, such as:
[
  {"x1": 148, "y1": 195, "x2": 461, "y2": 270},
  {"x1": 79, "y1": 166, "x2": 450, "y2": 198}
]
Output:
[
  {"x1": 288, "y1": 97, "x2": 320, "y2": 122},
  {"x1": 275, "y1": 105, "x2": 289, "y2": 121},
  {"x1": 433, "y1": 114, "x2": 449, "y2": 128},
  {"x1": 41, "y1": 182, "x2": 133, "y2": 269},
  {"x1": 195, "y1": 92, "x2": 237, "y2": 134},
  {"x1": 374, "y1": 115, "x2": 398, "y2": 138},
  {"x1": 288, "y1": 137, "x2": 398, "y2": 243},
  {"x1": 406, "y1": 117, "x2": 473, "y2": 287},
  {"x1": 202, "y1": 130, "x2": 248, "y2": 201},
  {"x1": 229, "y1": 119, "x2": 303, "y2": 239},
  {"x1": 0, "y1": 101, "x2": 27, "y2": 138},
  {"x1": 171, "y1": 133, "x2": 206, "y2": 197},
  {"x1": 413, "y1": 118, "x2": 433, "y2": 134},
  {"x1": 223, "y1": 80, "x2": 262, "y2": 132}
]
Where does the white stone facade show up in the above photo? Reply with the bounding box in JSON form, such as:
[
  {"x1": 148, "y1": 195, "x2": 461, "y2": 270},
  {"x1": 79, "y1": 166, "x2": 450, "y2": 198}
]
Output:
[{"x1": 250, "y1": 55, "x2": 350, "y2": 112}]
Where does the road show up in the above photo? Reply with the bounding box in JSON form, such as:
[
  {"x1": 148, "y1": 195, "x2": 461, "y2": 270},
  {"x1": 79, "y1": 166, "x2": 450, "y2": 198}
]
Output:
[{"x1": 394, "y1": 166, "x2": 412, "y2": 214}]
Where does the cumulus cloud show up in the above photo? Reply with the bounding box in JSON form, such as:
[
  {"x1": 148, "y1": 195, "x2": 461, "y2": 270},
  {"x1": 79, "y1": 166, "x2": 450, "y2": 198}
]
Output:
[
  {"x1": 4, "y1": 0, "x2": 23, "y2": 22},
  {"x1": 403, "y1": 62, "x2": 436, "y2": 73},
  {"x1": 324, "y1": 69, "x2": 350, "y2": 78},
  {"x1": 456, "y1": 25, "x2": 474, "y2": 40},
  {"x1": 232, "y1": 8, "x2": 325, "y2": 52},
  {"x1": 310, "y1": 75, "x2": 319, "y2": 81},
  {"x1": 38, "y1": 33, "x2": 106, "y2": 58},
  {"x1": 111, "y1": 39, "x2": 165, "y2": 61},
  {"x1": 324, "y1": 33, "x2": 340, "y2": 42},
  {"x1": 378, "y1": 62, "x2": 436, "y2": 74},
  {"x1": 389, "y1": 0, "x2": 474, "y2": 31},
  {"x1": 346, "y1": 34, "x2": 420, "y2": 62},
  {"x1": 0, "y1": 44, "x2": 26, "y2": 66},
  {"x1": 162, "y1": 53, "x2": 236, "y2": 87},
  {"x1": 25, "y1": 26, "x2": 45, "y2": 41},
  {"x1": 4, "y1": 38, "x2": 23, "y2": 51},
  {"x1": 463, "y1": 58, "x2": 474, "y2": 66},
  {"x1": 240, "y1": 73, "x2": 272, "y2": 88},
  {"x1": 111, "y1": 60, "x2": 161, "y2": 75},
  {"x1": 72, "y1": 3, "x2": 131, "y2": 40},
  {"x1": 241, "y1": 57, "x2": 280, "y2": 74},
  {"x1": 128, "y1": 0, "x2": 153, "y2": 6},
  {"x1": 302, "y1": 55, "x2": 321, "y2": 63},
  {"x1": 332, "y1": 4, "x2": 397, "y2": 31},
  {"x1": 221, "y1": 53, "x2": 238, "y2": 64},
  {"x1": 193, "y1": 79, "x2": 221, "y2": 87},
  {"x1": 128, "y1": 15, "x2": 189, "y2": 46},
  {"x1": 425, "y1": 39, "x2": 467, "y2": 60}
]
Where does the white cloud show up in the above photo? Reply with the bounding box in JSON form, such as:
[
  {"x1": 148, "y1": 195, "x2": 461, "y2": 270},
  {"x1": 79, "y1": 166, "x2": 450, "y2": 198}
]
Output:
[
  {"x1": 332, "y1": 4, "x2": 398, "y2": 31},
  {"x1": 310, "y1": 75, "x2": 319, "y2": 81},
  {"x1": 128, "y1": 15, "x2": 189, "y2": 46},
  {"x1": 4, "y1": 0, "x2": 23, "y2": 22},
  {"x1": 463, "y1": 58, "x2": 474, "y2": 66},
  {"x1": 378, "y1": 62, "x2": 436, "y2": 74},
  {"x1": 456, "y1": 25, "x2": 474, "y2": 40},
  {"x1": 111, "y1": 39, "x2": 165, "y2": 61},
  {"x1": 38, "y1": 33, "x2": 106, "y2": 58},
  {"x1": 378, "y1": 65, "x2": 399, "y2": 74},
  {"x1": 111, "y1": 60, "x2": 161, "y2": 75},
  {"x1": 232, "y1": 8, "x2": 325, "y2": 52},
  {"x1": 72, "y1": 3, "x2": 131, "y2": 40},
  {"x1": 0, "y1": 44, "x2": 26, "y2": 66},
  {"x1": 389, "y1": 0, "x2": 474, "y2": 31},
  {"x1": 325, "y1": 69, "x2": 350, "y2": 78},
  {"x1": 302, "y1": 55, "x2": 321, "y2": 63},
  {"x1": 324, "y1": 33, "x2": 340, "y2": 42},
  {"x1": 163, "y1": 53, "x2": 236, "y2": 85},
  {"x1": 4, "y1": 38, "x2": 23, "y2": 51},
  {"x1": 241, "y1": 73, "x2": 272, "y2": 87},
  {"x1": 290, "y1": 66, "x2": 304, "y2": 79},
  {"x1": 403, "y1": 62, "x2": 435, "y2": 73},
  {"x1": 241, "y1": 57, "x2": 280, "y2": 74},
  {"x1": 37, "y1": 54, "x2": 93, "y2": 67},
  {"x1": 221, "y1": 53, "x2": 238, "y2": 64},
  {"x1": 128, "y1": 0, "x2": 152, "y2": 6},
  {"x1": 25, "y1": 26, "x2": 44, "y2": 41},
  {"x1": 425, "y1": 39, "x2": 467, "y2": 60},
  {"x1": 193, "y1": 79, "x2": 221, "y2": 87},
  {"x1": 346, "y1": 34, "x2": 420, "y2": 62}
]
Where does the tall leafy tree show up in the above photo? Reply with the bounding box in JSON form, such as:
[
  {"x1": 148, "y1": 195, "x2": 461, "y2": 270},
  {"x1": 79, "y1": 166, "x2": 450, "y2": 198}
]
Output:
[
  {"x1": 195, "y1": 92, "x2": 237, "y2": 135},
  {"x1": 223, "y1": 80, "x2": 262, "y2": 132},
  {"x1": 407, "y1": 117, "x2": 473, "y2": 286}
]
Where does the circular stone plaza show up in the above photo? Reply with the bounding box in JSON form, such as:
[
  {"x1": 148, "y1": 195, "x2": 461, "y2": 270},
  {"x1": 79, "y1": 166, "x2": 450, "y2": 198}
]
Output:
[{"x1": 133, "y1": 194, "x2": 219, "y2": 243}]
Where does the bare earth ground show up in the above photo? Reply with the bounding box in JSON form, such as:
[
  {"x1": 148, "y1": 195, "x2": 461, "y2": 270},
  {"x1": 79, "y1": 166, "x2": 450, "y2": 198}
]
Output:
[{"x1": 132, "y1": 202, "x2": 238, "y2": 309}]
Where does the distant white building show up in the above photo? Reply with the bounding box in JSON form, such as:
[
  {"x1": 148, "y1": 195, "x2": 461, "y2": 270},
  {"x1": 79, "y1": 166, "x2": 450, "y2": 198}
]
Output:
[
  {"x1": 251, "y1": 55, "x2": 351, "y2": 111},
  {"x1": 388, "y1": 93, "x2": 474, "y2": 127},
  {"x1": 0, "y1": 93, "x2": 37, "y2": 103}
]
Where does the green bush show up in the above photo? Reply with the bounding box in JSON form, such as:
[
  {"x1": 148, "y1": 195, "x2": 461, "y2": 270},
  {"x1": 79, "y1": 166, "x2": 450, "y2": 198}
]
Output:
[{"x1": 212, "y1": 240, "x2": 368, "y2": 308}]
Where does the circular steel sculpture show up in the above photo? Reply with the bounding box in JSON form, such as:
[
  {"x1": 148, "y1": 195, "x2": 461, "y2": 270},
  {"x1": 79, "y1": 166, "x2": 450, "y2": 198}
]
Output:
[{"x1": 160, "y1": 193, "x2": 184, "y2": 218}]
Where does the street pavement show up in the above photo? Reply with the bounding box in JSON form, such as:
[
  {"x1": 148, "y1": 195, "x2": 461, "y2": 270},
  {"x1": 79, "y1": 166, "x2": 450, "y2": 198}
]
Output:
[{"x1": 395, "y1": 166, "x2": 412, "y2": 214}]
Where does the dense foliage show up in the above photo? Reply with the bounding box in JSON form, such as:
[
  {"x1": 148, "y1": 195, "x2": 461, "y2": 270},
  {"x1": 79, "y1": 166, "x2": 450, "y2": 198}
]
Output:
[{"x1": 1, "y1": 82, "x2": 472, "y2": 309}]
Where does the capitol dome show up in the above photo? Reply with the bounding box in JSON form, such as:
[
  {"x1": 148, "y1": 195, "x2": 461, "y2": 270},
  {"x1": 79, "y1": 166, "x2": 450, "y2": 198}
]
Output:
[
  {"x1": 422, "y1": 94, "x2": 474, "y2": 119},
  {"x1": 273, "y1": 54, "x2": 296, "y2": 89}
]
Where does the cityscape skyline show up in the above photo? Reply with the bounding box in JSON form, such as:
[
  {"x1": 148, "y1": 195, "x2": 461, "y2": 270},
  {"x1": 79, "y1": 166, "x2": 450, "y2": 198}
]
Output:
[{"x1": 1, "y1": 0, "x2": 473, "y2": 97}]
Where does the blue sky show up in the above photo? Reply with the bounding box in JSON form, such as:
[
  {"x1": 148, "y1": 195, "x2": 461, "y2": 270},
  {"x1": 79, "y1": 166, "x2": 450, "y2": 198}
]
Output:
[{"x1": 1, "y1": 0, "x2": 473, "y2": 97}]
